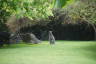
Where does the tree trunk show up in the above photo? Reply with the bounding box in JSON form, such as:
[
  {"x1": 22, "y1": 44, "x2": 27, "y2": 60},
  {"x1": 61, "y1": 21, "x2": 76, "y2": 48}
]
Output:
[
  {"x1": 85, "y1": 21, "x2": 96, "y2": 41},
  {"x1": 89, "y1": 23, "x2": 96, "y2": 41}
]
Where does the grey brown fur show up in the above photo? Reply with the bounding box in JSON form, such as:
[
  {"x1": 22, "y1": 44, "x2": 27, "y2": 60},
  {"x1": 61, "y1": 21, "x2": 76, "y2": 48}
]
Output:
[{"x1": 49, "y1": 31, "x2": 55, "y2": 44}]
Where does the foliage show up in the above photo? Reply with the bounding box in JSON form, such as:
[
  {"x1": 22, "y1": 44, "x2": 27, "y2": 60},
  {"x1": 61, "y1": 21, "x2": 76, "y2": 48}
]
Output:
[
  {"x1": 52, "y1": 0, "x2": 75, "y2": 25},
  {"x1": 52, "y1": 0, "x2": 96, "y2": 24},
  {"x1": 0, "y1": 0, "x2": 11, "y2": 31},
  {"x1": 66, "y1": 0, "x2": 96, "y2": 24},
  {"x1": 0, "y1": 0, "x2": 53, "y2": 31},
  {"x1": 53, "y1": 0, "x2": 74, "y2": 8},
  {"x1": 53, "y1": 0, "x2": 96, "y2": 40},
  {"x1": 1, "y1": 0, "x2": 53, "y2": 19}
]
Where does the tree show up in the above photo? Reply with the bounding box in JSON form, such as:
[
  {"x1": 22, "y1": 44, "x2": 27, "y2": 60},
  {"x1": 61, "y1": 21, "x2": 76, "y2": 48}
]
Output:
[
  {"x1": 66, "y1": 0, "x2": 96, "y2": 40},
  {"x1": 52, "y1": 0, "x2": 96, "y2": 40},
  {"x1": 0, "y1": 0, "x2": 53, "y2": 31}
]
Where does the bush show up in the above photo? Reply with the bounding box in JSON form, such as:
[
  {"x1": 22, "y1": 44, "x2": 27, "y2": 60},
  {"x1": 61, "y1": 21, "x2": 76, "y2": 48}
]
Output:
[{"x1": 66, "y1": 0, "x2": 96, "y2": 24}]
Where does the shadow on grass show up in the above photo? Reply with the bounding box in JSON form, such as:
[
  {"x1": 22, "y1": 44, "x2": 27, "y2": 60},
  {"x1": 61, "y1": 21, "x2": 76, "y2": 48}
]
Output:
[
  {"x1": 81, "y1": 43, "x2": 96, "y2": 60},
  {"x1": 0, "y1": 43, "x2": 39, "y2": 49}
]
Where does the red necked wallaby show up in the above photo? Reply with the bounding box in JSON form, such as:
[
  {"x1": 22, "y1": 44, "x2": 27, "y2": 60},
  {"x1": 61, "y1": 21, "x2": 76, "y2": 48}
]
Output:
[{"x1": 49, "y1": 31, "x2": 55, "y2": 45}]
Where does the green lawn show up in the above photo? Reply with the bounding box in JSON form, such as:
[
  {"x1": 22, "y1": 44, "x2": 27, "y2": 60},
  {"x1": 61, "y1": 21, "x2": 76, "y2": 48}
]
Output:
[{"x1": 0, "y1": 41, "x2": 96, "y2": 64}]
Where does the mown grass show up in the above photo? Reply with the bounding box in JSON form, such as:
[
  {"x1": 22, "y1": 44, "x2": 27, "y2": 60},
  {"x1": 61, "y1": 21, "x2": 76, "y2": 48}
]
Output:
[{"x1": 0, "y1": 41, "x2": 96, "y2": 64}]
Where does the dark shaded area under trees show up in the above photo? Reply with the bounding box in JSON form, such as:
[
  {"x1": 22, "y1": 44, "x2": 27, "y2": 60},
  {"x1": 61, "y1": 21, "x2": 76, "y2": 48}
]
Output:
[
  {"x1": 19, "y1": 17, "x2": 95, "y2": 41},
  {"x1": 17, "y1": 7, "x2": 96, "y2": 41}
]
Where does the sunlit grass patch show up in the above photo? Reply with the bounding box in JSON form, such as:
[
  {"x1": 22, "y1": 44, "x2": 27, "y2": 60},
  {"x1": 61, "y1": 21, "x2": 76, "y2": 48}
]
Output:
[{"x1": 0, "y1": 41, "x2": 96, "y2": 64}]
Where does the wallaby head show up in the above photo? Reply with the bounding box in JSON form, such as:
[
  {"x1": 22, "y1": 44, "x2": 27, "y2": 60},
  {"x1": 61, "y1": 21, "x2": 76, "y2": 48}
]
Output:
[{"x1": 49, "y1": 31, "x2": 52, "y2": 33}]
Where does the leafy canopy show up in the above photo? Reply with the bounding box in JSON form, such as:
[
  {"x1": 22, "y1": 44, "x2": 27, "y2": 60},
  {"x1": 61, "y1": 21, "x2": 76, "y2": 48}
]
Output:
[{"x1": 0, "y1": 0, "x2": 53, "y2": 20}]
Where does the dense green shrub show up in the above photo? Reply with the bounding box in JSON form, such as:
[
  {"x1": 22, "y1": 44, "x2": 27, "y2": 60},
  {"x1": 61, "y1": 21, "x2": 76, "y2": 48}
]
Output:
[
  {"x1": 0, "y1": 0, "x2": 53, "y2": 31},
  {"x1": 66, "y1": 0, "x2": 96, "y2": 24},
  {"x1": 52, "y1": 0, "x2": 96, "y2": 40}
]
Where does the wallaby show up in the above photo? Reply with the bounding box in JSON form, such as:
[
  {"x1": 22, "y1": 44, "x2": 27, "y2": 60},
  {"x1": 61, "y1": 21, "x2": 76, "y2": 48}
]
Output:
[{"x1": 49, "y1": 31, "x2": 55, "y2": 45}]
